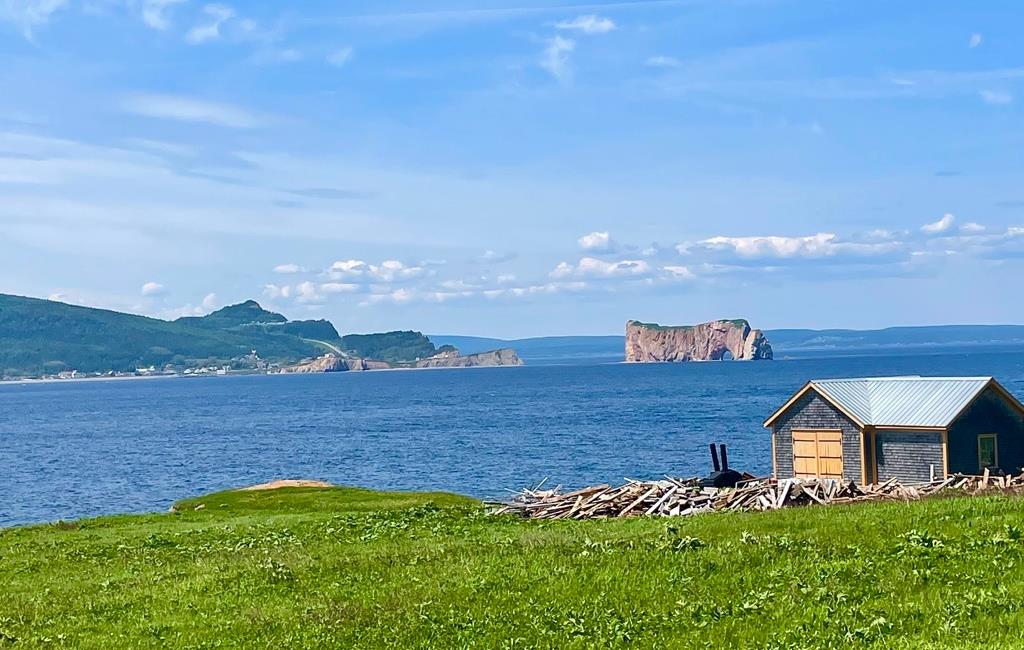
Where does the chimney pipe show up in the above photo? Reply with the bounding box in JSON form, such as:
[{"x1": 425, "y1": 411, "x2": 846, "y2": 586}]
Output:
[
  {"x1": 719, "y1": 444, "x2": 729, "y2": 471},
  {"x1": 709, "y1": 443, "x2": 721, "y2": 472}
]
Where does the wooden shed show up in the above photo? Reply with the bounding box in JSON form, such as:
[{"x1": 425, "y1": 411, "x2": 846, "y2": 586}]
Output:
[{"x1": 764, "y1": 376, "x2": 1024, "y2": 484}]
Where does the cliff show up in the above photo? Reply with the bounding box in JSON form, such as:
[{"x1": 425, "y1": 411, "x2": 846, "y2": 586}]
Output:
[
  {"x1": 282, "y1": 354, "x2": 390, "y2": 373},
  {"x1": 283, "y1": 348, "x2": 523, "y2": 372},
  {"x1": 414, "y1": 348, "x2": 523, "y2": 368},
  {"x1": 625, "y1": 319, "x2": 773, "y2": 362}
]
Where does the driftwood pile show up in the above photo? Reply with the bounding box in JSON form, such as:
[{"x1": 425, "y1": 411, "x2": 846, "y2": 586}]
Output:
[{"x1": 493, "y1": 470, "x2": 1024, "y2": 520}]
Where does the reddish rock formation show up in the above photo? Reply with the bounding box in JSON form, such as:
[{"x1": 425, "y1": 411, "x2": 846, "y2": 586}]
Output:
[{"x1": 625, "y1": 319, "x2": 773, "y2": 362}]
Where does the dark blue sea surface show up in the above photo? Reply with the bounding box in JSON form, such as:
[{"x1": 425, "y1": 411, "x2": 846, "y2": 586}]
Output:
[{"x1": 3, "y1": 349, "x2": 1024, "y2": 527}]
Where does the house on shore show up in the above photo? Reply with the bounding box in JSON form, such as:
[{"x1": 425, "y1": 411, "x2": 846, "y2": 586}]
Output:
[{"x1": 764, "y1": 376, "x2": 1024, "y2": 484}]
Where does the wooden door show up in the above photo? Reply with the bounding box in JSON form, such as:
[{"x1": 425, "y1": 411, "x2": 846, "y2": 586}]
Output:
[{"x1": 792, "y1": 430, "x2": 844, "y2": 479}]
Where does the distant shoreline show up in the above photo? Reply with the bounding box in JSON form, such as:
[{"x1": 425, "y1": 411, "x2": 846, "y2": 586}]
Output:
[
  {"x1": 0, "y1": 373, "x2": 183, "y2": 387},
  {"x1": 0, "y1": 363, "x2": 528, "y2": 387}
]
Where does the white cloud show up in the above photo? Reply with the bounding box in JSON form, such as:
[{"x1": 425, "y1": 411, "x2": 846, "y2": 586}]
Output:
[
  {"x1": 921, "y1": 213, "x2": 955, "y2": 234},
  {"x1": 375, "y1": 260, "x2": 424, "y2": 281},
  {"x1": 0, "y1": 0, "x2": 67, "y2": 39},
  {"x1": 327, "y1": 46, "x2": 353, "y2": 67},
  {"x1": 294, "y1": 281, "x2": 322, "y2": 304},
  {"x1": 541, "y1": 35, "x2": 574, "y2": 81},
  {"x1": 361, "y1": 288, "x2": 414, "y2": 305},
  {"x1": 121, "y1": 93, "x2": 266, "y2": 128},
  {"x1": 645, "y1": 55, "x2": 680, "y2": 68},
  {"x1": 692, "y1": 232, "x2": 904, "y2": 263},
  {"x1": 555, "y1": 14, "x2": 615, "y2": 34},
  {"x1": 273, "y1": 263, "x2": 303, "y2": 274},
  {"x1": 969, "y1": 33, "x2": 983, "y2": 48},
  {"x1": 141, "y1": 0, "x2": 186, "y2": 30},
  {"x1": 329, "y1": 259, "x2": 424, "y2": 282},
  {"x1": 185, "y1": 3, "x2": 234, "y2": 44},
  {"x1": 200, "y1": 292, "x2": 218, "y2": 311},
  {"x1": 980, "y1": 89, "x2": 1013, "y2": 105},
  {"x1": 330, "y1": 259, "x2": 367, "y2": 274},
  {"x1": 321, "y1": 282, "x2": 358, "y2": 293},
  {"x1": 141, "y1": 281, "x2": 166, "y2": 296},
  {"x1": 551, "y1": 256, "x2": 651, "y2": 279},
  {"x1": 390, "y1": 288, "x2": 413, "y2": 302},
  {"x1": 698, "y1": 233, "x2": 839, "y2": 258},
  {"x1": 263, "y1": 284, "x2": 292, "y2": 299},
  {"x1": 478, "y1": 249, "x2": 517, "y2": 263},
  {"x1": 578, "y1": 231, "x2": 616, "y2": 252},
  {"x1": 662, "y1": 265, "x2": 695, "y2": 279},
  {"x1": 961, "y1": 222, "x2": 986, "y2": 233}
]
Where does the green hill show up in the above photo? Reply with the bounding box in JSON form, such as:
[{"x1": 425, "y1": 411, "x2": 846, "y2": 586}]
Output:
[
  {"x1": 0, "y1": 295, "x2": 339, "y2": 377},
  {"x1": 340, "y1": 330, "x2": 447, "y2": 363},
  {"x1": 0, "y1": 294, "x2": 466, "y2": 377}
]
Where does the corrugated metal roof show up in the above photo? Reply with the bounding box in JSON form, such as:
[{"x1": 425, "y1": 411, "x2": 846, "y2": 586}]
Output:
[{"x1": 810, "y1": 376, "x2": 993, "y2": 428}]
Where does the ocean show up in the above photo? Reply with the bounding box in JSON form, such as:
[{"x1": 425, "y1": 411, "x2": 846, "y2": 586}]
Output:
[{"x1": 3, "y1": 348, "x2": 1024, "y2": 527}]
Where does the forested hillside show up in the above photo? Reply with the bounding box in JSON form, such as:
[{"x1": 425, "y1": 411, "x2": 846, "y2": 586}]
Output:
[{"x1": 0, "y1": 295, "x2": 335, "y2": 377}]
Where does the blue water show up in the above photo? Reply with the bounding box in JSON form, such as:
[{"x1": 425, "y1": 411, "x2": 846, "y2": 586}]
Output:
[{"x1": 3, "y1": 350, "x2": 1024, "y2": 527}]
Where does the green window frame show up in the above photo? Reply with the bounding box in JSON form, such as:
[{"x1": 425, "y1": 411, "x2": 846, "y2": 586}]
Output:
[{"x1": 978, "y1": 434, "x2": 999, "y2": 471}]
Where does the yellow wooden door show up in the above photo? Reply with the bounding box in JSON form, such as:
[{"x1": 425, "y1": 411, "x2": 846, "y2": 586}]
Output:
[{"x1": 792, "y1": 430, "x2": 844, "y2": 479}]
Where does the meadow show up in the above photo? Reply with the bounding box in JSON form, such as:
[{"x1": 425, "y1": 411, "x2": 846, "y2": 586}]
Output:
[{"x1": 2, "y1": 486, "x2": 1024, "y2": 648}]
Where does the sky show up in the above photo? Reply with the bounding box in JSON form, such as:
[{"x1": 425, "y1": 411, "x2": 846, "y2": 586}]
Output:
[{"x1": 1, "y1": 0, "x2": 1023, "y2": 337}]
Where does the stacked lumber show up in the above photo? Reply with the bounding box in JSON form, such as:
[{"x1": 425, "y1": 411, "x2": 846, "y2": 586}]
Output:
[{"x1": 491, "y1": 471, "x2": 1024, "y2": 520}]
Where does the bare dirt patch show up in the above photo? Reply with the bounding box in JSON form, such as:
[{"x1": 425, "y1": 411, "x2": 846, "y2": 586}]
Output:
[{"x1": 239, "y1": 480, "x2": 334, "y2": 491}]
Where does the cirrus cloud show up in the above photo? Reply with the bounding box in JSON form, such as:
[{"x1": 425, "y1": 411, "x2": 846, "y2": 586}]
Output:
[
  {"x1": 141, "y1": 0, "x2": 186, "y2": 30},
  {"x1": 555, "y1": 14, "x2": 615, "y2": 34},
  {"x1": 121, "y1": 93, "x2": 268, "y2": 128},
  {"x1": 185, "y1": 3, "x2": 234, "y2": 44}
]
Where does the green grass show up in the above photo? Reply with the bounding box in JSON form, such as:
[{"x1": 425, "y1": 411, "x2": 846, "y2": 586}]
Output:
[{"x1": 3, "y1": 487, "x2": 1024, "y2": 648}]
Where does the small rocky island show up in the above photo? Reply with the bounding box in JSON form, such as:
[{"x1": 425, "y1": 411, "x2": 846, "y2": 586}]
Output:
[
  {"x1": 625, "y1": 319, "x2": 773, "y2": 362},
  {"x1": 284, "y1": 346, "x2": 523, "y2": 373}
]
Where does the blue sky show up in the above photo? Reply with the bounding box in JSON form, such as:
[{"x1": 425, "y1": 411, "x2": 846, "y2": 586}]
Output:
[{"x1": 1, "y1": 0, "x2": 1023, "y2": 337}]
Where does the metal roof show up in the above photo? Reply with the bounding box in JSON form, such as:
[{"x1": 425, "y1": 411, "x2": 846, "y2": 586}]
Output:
[{"x1": 809, "y1": 376, "x2": 993, "y2": 428}]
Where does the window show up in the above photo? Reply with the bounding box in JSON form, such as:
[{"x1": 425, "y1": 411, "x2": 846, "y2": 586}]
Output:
[{"x1": 978, "y1": 434, "x2": 998, "y2": 471}]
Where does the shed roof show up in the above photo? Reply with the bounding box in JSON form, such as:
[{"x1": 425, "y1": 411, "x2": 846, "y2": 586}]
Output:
[{"x1": 764, "y1": 376, "x2": 1024, "y2": 429}]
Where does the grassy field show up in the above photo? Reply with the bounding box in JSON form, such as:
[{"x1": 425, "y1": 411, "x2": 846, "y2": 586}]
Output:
[{"x1": 3, "y1": 487, "x2": 1024, "y2": 648}]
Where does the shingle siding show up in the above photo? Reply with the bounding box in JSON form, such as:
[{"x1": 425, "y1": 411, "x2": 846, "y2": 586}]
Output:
[
  {"x1": 874, "y1": 431, "x2": 943, "y2": 483},
  {"x1": 947, "y1": 387, "x2": 1024, "y2": 474},
  {"x1": 771, "y1": 390, "x2": 862, "y2": 482}
]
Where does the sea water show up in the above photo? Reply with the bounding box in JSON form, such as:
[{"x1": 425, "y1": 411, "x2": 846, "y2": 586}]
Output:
[{"x1": 3, "y1": 349, "x2": 1024, "y2": 526}]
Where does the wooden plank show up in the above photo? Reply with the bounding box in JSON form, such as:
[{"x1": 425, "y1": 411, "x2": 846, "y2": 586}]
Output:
[
  {"x1": 823, "y1": 458, "x2": 844, "y2": 477},
  {"x1": 618, "y1": 485, "x2": 659, "y2": 517},
  {"x1": 819, "y1": 441, "x2": 843, "y2": 458},
  {"x1": 645, "y1": 486, "x2": 677, "y2": 516},
  {"x1": 793, "y1": 440, "x2": 819, "y2": 457},
  {"x1": 817, "y1": 430, "x2": 843, "y2": 443}
]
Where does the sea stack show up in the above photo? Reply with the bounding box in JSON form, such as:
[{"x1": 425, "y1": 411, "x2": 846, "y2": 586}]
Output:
[{"x1": 625, "y1": 319, "x2": 773, "y2": 362}]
